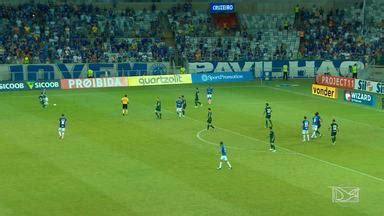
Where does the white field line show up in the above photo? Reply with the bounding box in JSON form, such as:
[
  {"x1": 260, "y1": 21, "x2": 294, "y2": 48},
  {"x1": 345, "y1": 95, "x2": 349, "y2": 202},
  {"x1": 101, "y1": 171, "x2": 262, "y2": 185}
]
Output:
[
  {"x1": 196, "y1": 129, "x2": 298, "y2": 154},
  {"x1": 2, "y1": 92, "x2": 100, "y2": 98},
  {"x1": 196, "y1": 129, "x2": 264, "y2": 151},
  {"x1": 12, "y1": 83, "x2": 384, "y2": 183},
  {"x1": 2, "y1": 84, "x2": 264, "y2": 98},
  {"x1": 263, "y1": 85, "x2": 384, "y2": 131},
  {"x1": 196, "y1": 129, "x2": 238, "y2": 148},
  {"x1": 265, "y1": 84, "x2": 384, "y2": 114},
  {"x1": 175, "y1": 110, "x2": 384, "y2": 183},
  {"x1": 71, "y1": 83, "x2": 384, "y2": 182},
  {"x1": 218, "y1": 126, "x2": 384, "y2": 183}
]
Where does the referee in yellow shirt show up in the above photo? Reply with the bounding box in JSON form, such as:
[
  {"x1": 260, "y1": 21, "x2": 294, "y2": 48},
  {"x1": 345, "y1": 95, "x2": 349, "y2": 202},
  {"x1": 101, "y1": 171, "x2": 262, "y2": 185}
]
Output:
[{"x1": 121, "y1": 94, "x2": 129, "y2": 116}]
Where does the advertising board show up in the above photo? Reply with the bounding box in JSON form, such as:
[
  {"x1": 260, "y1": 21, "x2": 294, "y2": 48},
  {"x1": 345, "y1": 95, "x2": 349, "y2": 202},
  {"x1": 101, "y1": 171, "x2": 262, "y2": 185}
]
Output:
[
  {"x1": 128, "y1": 74, "x2": 192, "y2": 86},
  {"x1": 344, "y1": 90, "x2": 376, "y2": 106},
  {"x1": 210, "y1": 3, "x2": 235, "y2": 13},
  {"x1": 25, "y1": 80, "x2": 61, "y2": 90},
  {"x1": 191, "y1": 72, "x2": 254, "y2": 83},
  {"x1": 316, "y1": 74, "x2": 354, "y2": 89},
  {"x1": 61, "y1": 77, "x2": 128, "y2": 89},
  {"x1": 354, "y1": 79, "x2": 384, "y2": 94},
  {"x1": 0, "y1": 81, "x2": 27, "y2": 91},
  {"x1": 312, "y1": 84, "x2": 337, "y2": 99}
]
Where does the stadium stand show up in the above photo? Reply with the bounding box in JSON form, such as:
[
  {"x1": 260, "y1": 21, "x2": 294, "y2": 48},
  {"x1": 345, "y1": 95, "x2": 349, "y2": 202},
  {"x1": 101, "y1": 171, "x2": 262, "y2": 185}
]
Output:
[
  {"x1": 0, "y1": 3, "x2": 171, "y2": 64},
  {"x1": 0, "y1": 1, "x2": 382, "y2": 66},
  {"x1": 296, "y1": 1, "x2": 383, "y2": 64},
  {"x1": 239, "y1": 13, "x2": 299, "y2": 60}
]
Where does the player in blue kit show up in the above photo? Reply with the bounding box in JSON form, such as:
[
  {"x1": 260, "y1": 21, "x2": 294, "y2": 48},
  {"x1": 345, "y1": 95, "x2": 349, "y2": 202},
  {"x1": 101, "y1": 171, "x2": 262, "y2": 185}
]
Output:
[
  {"x1": 176, "y1": 97, "x2": 183, "y2": 118},
  {"x1": 311, "y1": 112, "x2": 321, "y2": 139},
  {"x1": 315, "y1": 112, "x2": 322, "y2": 137},
  {"x1": 302, "y1": 116, "x2": 310, "y2": 142},
  {"x1": 263, "y1": 103, "x2": 272, "y2": 128},
  {"x1": 217, "y1": 141, "x2": 232, "y2": 170},
  {"x1": 58, "y1": 114, "x2": 67, "y2": 140},
  {"x1": 207, "y1": 86, "x2": 213, "y2": 104}
]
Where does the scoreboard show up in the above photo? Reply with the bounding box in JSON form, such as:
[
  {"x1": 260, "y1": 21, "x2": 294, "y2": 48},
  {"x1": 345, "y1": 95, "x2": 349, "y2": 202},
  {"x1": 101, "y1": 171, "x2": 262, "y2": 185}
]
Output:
[{"x1": 209, "y1": 3, "x2": 235, "y2": 13}]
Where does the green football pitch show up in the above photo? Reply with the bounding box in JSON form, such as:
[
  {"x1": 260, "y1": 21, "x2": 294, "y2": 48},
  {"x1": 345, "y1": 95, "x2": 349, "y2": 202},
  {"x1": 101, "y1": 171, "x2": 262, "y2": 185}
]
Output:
[{"x1": 1, "y1": 79, "x2": 383, "y2": 216}]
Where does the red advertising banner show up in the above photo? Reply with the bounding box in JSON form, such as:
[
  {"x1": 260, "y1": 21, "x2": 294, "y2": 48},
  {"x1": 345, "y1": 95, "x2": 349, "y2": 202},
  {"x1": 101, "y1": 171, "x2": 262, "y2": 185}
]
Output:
[
  {"x1": 316, "y1": 74, "x2": 354, "y2": 89},
  {"x1": 61, "y1": 77, "x2": 128, "y2": 89}
]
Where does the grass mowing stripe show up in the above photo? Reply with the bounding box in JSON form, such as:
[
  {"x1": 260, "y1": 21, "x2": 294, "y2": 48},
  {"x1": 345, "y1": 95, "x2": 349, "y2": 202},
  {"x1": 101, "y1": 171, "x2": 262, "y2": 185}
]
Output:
[
  {"x1": 196, "y1": 129, "x2": 299, "y2": 155},
  {"x1": 8, "y1": 83, "x2": 264, "y2": 98},
  {"x1": 148, "y1": 100, "x2": 384, "y2": 184},
  {"x1": 220, "y1": 125, "x2": 384, "y2": 183},
  {"x1": 196, "y1": 128, "x2": 266, "y2": 152},
  {"x1": 223, "y1": 125, "x2": 384, "y2": 183},
  {"x1": 6, "y1": 82, "x2": 384, "y2": 184},
  {"x1": 1, "y1": 80, "x2": 383, "y2": 215},
  {"x1": 263, "y1": 85, "x2": 384, "y2": 131}
]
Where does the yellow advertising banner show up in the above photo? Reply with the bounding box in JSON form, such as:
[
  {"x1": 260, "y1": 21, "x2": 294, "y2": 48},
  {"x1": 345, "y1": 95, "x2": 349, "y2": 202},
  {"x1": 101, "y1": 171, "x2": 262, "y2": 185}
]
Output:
[
  {"x1": 128, "y1": 74, "x2": 192, "y2": 86},
  {"x1": 312, "y1": 84, "x2": 337, "y2": 99}
]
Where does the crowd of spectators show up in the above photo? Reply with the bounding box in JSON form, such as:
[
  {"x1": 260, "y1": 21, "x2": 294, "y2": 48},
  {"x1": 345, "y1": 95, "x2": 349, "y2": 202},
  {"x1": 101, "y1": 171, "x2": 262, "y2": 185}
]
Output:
[
  {"x1": 295, "y1": 3, "x2": 383, "y2": 63},
  {"x1": 181, "y1": 37, "x2": 261, "y2": 61},
  {"x1": 166, "y1": 2, "x2": 216, "y2": 62},
  {"x1": 168, "y1": 2, "x2": 282, "y2": 62},
  {"x1": 0, "y1": 2, "x2": 382, "y2": 64},
  {"x1": 0, "y1": 3, "x2": 171, "y2": 64},
  {"x1": 107, "y1": 37, "x2": 171, "y2": 62},
  {"x1": 167, "y1": 2, "x2": 212, "y2": 37}
]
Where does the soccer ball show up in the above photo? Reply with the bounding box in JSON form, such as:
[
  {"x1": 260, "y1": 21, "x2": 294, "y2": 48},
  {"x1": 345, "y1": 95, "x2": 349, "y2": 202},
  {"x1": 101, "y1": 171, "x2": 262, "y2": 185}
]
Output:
[{"x1": 53, "y1": 104, "x2": 57, "y2": 106}]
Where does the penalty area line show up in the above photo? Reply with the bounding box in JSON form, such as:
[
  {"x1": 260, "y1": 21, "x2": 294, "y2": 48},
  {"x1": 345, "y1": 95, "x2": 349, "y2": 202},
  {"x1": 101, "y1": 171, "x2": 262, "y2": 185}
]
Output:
[
  {"x1": 141, "y1": 100, "x2": 384, "y2": 183},
  {"x1": 196, "y1": 129, "x2": 244, "y2": 150},
  {"x1": 196, "y1": 129, "x2": 297, "y2": 154},
  {"x1": 218, "y1": 127, "x2": 384, "y2": 183}
]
